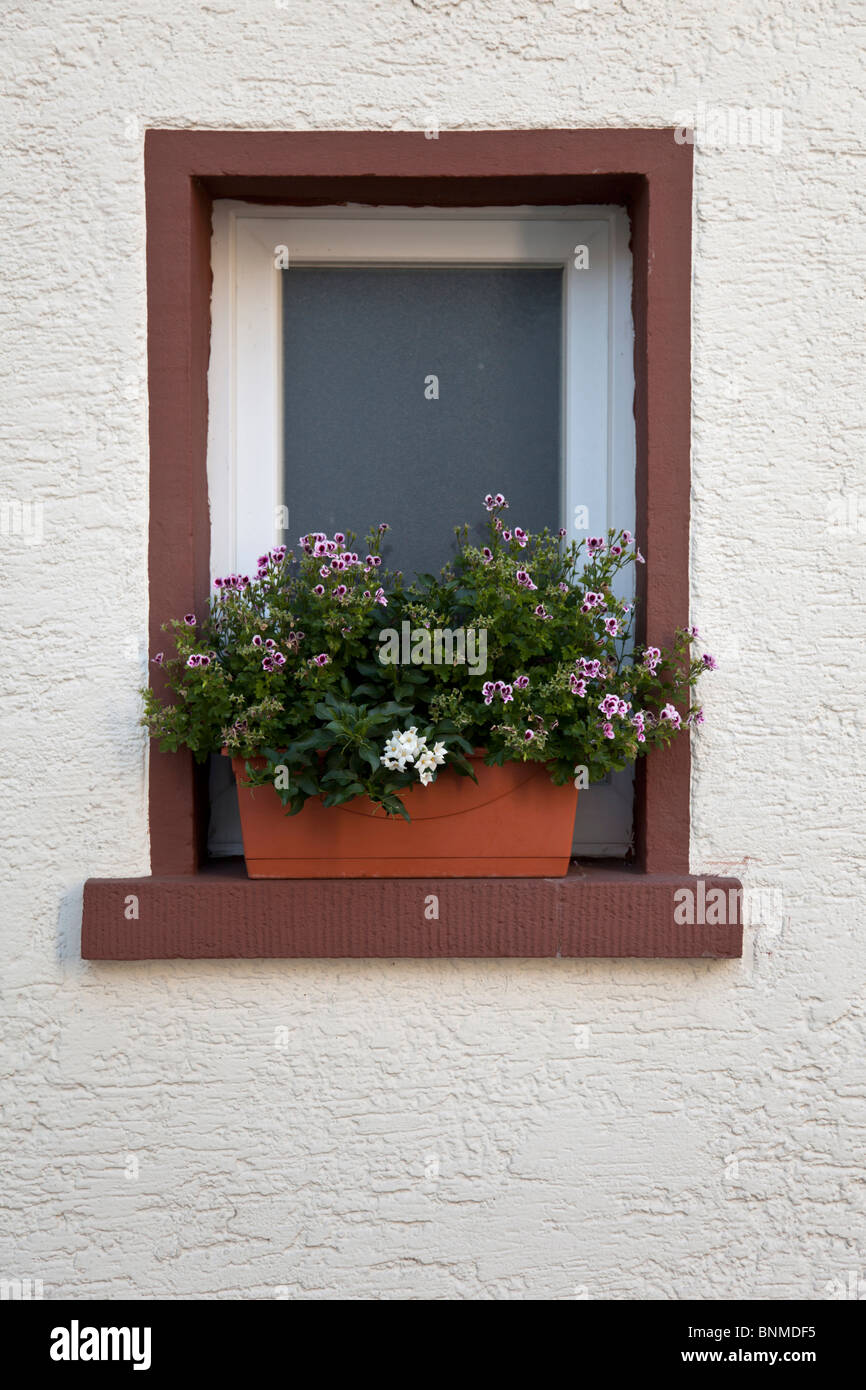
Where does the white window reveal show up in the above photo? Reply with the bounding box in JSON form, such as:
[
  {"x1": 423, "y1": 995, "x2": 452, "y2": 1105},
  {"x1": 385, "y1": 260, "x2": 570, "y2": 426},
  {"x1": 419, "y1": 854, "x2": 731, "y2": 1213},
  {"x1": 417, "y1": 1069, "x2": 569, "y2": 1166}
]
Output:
[{"x1": 208, "y1": 204, "x2": 636, "y2": 859}]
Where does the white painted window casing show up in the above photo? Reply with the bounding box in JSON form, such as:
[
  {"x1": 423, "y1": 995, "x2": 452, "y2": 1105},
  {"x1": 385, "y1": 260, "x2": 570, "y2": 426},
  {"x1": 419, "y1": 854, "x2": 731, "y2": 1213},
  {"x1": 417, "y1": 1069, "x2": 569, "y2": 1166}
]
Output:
[{"x1": 207, "y1": 203, "x2": 636, "y2": 857}]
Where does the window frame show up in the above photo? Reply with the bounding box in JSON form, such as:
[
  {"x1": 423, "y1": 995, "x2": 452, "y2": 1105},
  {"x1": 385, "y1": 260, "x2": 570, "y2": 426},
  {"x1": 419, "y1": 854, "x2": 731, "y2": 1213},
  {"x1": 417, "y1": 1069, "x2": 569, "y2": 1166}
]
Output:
[{"x1": 80, "y1": 129, "x2": 744, "y2": 961}]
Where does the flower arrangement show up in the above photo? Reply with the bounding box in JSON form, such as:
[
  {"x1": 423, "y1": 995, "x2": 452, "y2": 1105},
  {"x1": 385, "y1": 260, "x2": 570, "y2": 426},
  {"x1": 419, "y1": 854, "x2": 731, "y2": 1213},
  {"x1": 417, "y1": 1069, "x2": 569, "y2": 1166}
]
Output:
[{"x1": 143, "y1": 497, "x2": 713, "y2": 819}]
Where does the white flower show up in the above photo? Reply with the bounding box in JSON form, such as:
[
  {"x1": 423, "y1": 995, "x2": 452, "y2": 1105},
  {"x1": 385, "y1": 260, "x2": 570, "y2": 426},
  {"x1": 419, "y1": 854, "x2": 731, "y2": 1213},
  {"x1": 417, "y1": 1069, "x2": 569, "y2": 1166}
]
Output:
[
  {"x1": 381, "y1": 734, "x2": 409, "y2": 770},
  {"x1": 418, "y1": 767, "x2": 434, "y2": 786},
  {"x1": 397, "y1": 726, "x2": 424, "y2": 759},
  {"x1": 431, "y1": 742, "x2": 447, "y2": 766}
]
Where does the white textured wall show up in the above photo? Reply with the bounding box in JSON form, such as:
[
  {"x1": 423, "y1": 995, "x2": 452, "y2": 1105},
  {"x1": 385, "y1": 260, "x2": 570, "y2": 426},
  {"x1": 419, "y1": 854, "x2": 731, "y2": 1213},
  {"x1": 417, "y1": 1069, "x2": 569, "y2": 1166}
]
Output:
[{"x1": 2, "y1": 0, "x2": 864, "y2": 1300}]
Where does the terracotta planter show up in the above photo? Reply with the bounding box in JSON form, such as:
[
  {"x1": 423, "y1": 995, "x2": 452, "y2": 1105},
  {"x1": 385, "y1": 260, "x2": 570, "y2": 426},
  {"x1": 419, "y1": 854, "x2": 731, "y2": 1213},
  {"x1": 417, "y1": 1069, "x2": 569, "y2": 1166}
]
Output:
[{"x1": 230, "y1": 752, "x2": 578, "y2": 878}]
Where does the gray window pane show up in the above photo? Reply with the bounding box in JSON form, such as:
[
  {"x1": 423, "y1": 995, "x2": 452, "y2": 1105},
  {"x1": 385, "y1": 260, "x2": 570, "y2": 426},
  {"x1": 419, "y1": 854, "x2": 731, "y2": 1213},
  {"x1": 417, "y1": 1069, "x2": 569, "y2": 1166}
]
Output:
[{"x1": 281, "y1": 267, "x2": 562, "y2": 579}]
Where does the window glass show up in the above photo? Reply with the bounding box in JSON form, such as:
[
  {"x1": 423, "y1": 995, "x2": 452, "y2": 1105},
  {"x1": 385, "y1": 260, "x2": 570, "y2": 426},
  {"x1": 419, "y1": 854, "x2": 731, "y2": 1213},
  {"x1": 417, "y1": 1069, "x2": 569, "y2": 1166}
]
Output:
[{"x1": 281, "y1": 266, "x2": 562, "y2": 577}]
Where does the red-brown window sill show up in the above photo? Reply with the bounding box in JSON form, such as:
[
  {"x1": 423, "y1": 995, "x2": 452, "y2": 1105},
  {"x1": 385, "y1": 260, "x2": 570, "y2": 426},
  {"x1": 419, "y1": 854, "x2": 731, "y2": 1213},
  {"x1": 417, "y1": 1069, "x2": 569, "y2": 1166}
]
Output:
[{"x1": 81, "y1": 861, "x2": 742, "y2": 960}]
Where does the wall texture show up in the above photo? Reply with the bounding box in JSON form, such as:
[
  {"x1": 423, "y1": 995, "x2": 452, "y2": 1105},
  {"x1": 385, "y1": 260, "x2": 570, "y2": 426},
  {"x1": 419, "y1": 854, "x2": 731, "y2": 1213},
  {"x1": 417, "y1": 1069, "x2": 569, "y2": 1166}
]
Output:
[{"x1": 1, "y1": 0, "x2": 864, "y2": 1300}]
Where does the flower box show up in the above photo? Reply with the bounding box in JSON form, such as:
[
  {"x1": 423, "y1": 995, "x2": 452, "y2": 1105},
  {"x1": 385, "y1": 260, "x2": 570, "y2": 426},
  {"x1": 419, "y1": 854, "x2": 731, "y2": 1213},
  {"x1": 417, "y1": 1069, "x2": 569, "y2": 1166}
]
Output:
[
  {"x1": 231, "y1": 751, "x2": 578, "y2": 878},
  {"x1": 145, "y1": 495, "x2": 712, "y2": 887}
]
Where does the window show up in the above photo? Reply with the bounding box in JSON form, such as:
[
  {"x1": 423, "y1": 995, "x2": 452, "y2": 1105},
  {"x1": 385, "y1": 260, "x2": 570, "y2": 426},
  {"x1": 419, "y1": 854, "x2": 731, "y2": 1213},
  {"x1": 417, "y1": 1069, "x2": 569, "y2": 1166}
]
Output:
[
  {"x1": 207, "y1": 204, "x2": 637, "y2": 858},
  {"x1": 81, "y1": 130, "x2": 740, "y2": 959}
]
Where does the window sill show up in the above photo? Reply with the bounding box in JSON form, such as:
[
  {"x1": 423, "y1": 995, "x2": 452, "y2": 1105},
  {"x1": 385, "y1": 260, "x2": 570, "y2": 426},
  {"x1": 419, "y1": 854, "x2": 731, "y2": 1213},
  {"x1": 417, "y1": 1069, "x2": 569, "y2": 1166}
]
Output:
[{"x1": 81, "y1": 861, "x2": 743, "y2": 960}]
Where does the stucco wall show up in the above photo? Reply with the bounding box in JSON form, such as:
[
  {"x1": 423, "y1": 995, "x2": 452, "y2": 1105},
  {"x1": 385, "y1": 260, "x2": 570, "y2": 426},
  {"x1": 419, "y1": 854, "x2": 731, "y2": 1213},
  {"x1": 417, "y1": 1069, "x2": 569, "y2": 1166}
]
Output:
[{"x1": 2, "y1": 1, "x2": 863, "y2": 1299}]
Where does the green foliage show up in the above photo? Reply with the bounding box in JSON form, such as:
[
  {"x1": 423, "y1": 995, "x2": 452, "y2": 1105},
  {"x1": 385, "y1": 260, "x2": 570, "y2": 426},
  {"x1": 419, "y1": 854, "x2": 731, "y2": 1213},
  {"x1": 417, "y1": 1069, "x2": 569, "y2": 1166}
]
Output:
[{"x1": 142, "y1": 505, "x2": 712, "y2": 818}]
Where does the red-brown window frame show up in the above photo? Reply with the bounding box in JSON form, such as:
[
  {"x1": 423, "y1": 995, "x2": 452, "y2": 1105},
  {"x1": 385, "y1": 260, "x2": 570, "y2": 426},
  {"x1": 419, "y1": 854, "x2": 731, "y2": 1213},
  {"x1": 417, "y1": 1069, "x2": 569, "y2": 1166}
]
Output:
[{"x1": 81, "y1": 128, "x2": 742, "y2": 959}]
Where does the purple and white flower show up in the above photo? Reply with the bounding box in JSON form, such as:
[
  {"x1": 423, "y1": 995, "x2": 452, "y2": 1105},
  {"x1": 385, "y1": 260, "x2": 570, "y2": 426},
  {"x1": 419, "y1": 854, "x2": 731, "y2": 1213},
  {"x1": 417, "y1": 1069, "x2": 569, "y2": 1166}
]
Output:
[{"x1": 659, "y1": 702, "x2": 681, "y2": 730}]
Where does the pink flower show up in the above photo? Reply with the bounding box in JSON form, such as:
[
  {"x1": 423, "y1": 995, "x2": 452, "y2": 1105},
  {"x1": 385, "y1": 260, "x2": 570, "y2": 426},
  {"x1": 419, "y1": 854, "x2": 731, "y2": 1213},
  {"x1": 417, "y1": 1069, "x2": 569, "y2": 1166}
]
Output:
[
  {"x1": 184, "y1": 614, "x2": 196, "y2": 626},
  {"x1": 598, "y1": 694, "x2": 621, "y2": 718},
  {"x1": 524, "y1": 729, "x2": 535, "y2": 742},
  {"x1": 482, "y1": 547, "x2": 493, "y2": 563},
  {"x1": 332, "y1": 584, "x2": 348, "y2": 598},
  {"x1": 516, "y1": 569, "x2": 537, "y2": 590},
  {"x1": 578, "y1": 658, "x2": 602, "y2": 679},
  {"x1": 500, "y1": 683, "x2": 514, "y2": 703},
  {"x1": 604, "y1": 616, "x2": 619, "y2": 637},
  {"x1": 314, "y1": 653, "x2": 330, "y2": 667},
  {"x1": 570, "y1": 675, "x2": 587, "y2": 696},
  {"x1": 514, "y1": 527, "x2": 527, "y2": 547},
  {"x1": 313, "y1": 585, "x2": 325, "y2": 596},
  {"x1": 273, "y1": 652, "x2": 286, "y2": 667},
  {"x1": 702, "y1": 653, "x2": 717, "y2": 670},
  {"x1": 482, "y1": 681, "x2": 496, "y2": 705},
  {"x1": 660, "y1": 702, "x2": 681, "y2": 730},
  {"x1": 636, "y1": 547, "x2": 645, "y2": 564},
  {"x1": 533, "y1": 604, "x2": 550, "y2": 619},
  {"x1": 252, "y1": 635, "x2": 263, "y2": 647},
  {"x1": 261, "y1": 656, "x2": 274, "y2": 672},
  {"x1": 587, "y1": 536, "x2": 606, "y2": 554},
  {"x1": 643, "y1": 647, "x2": 661, "y2": 670},
  {"x1": 602, "y1": 722, "x2": 615, "y2": 740},
  {"x1": 514, "y1": 675, "x2": 529, "y2": 690},
  {"x1": 374, "y1": 587, "x2": 388, "y2": 607},
  {"x1": 151, "y1": 652, "x2": 164, "y2": 665},
  {"x1": 334, "y1": 532, "x2": 345, "y2": 544}
]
